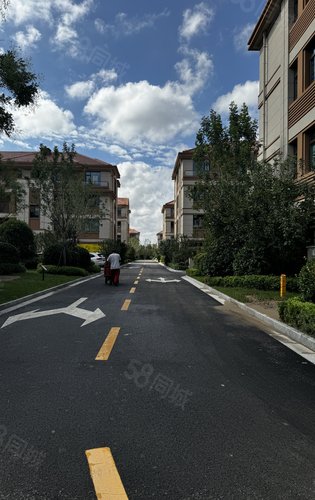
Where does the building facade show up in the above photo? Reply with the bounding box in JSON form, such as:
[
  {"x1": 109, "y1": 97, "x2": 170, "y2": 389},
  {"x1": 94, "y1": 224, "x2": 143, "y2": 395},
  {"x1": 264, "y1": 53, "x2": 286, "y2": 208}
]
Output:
[
  {"x1": 172, "y1": 149, "x2": 204, "y2": 240},
  {"x1": 161, "y1": 200, "x2": 174, "y2": 240},
  {"x1": 0, "y1": 151, "x2": 120, "y2": 251},
  {"x1": 249, "y1": 0, "x2": 315, "y2": 181},
  {"x1": 117, "y1": 197, "x2": 130, "y2": 243},
  {"x1": 129, "y1": 228, "x2": 140, "y2": 241}
]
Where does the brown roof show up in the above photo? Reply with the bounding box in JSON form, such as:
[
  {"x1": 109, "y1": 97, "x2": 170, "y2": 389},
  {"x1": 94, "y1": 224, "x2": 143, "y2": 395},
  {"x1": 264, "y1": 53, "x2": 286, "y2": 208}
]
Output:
[
  {"x1": 129, "y1": 228, "x2": 140, "y2": 234},
  {"x1": 0, "y1": 151, "x2": 120, "y2": 177},
  {"x1": 172, "y1": 148, "x2": 194, "y2": 180},
  {"x1": 161, "y1": 200, "x2": 174, "y2": 213},
  {"x1": 248, "y1": 0, "x2": 281, "y2": 51},
  {"x1": 117, "y1": 197, "x2": 129, "y2": 206}
]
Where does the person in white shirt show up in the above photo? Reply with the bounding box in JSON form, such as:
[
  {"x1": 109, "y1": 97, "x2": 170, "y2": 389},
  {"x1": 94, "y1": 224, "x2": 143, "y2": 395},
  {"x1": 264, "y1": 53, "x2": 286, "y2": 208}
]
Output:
[{"x1": 107, "y1": 252, "x2": 121, "y2": 286}]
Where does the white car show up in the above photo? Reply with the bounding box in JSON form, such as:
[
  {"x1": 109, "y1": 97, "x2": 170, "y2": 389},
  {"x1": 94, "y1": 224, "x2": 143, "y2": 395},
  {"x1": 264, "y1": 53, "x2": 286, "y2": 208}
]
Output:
[{"x1": 89, "y1": 252, "x2": 105, "y2": 267}]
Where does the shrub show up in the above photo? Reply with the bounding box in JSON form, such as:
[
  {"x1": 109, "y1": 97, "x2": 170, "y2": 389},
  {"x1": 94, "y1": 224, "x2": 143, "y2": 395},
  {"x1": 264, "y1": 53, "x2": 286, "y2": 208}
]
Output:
[
  {"x1": 0, "y1": 241, "x2": 19, "y2": 264},
  {"x1": 43, "y1": 244, "x2": 91, "y2": 269},
  {"x1": 278, "y1": 297, "x2": 315, "y2": 336},
  {"x1": 203, "y1": 275, "x2": 298, "y2": 292},
  {"x1": 23, "y1": 257, "x2": 39, "y2": 269},
  {"x1": 38, "y1": 265, "x2": 88, "y2": 276},
  {"x1": 43, "y1": 243, "x2": 65, "y2": 266},
  {"x1": 186, "y1": 268, "x2": 200, "y2": 277},
  {"x1": 0, "y1": 262, "x2": 26, "y2": 275},
  {"x1": 298, "y1": 259, "x2": 315, "y2": 303},
  {"x1": 0, "y1": 219, "x2": 35, "y2": 260},
  {"x1": 69, "y1": 246, "x2": 91, "y2": 270},
  {"x1": 87, "y1": 263, "x2": 101, "y2": 273},
  {"x1": 194, "y1": 252, "x2": 208, "y2": 275}
]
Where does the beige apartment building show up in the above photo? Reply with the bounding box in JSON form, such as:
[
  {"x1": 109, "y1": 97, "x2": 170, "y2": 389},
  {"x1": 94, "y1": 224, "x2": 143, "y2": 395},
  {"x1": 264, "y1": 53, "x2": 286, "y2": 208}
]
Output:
[
  {"x1": 0, "y1": 151, "x2": 120, "y2": 251},
  {"x1": 172, "y1": 149, "x2": 204, "y2": 240},
  {"x1": 129, "y1": 228, "x2": 140, "y2": 241},
  {"x1": 249, "y1": 0, "x2": 315, "y2": 179},
  {"x1": 161, "y1": 200, "x2": 175, "y2": 240},
  {"x1": 117, "y1": 197, "x2": 130, "y2": 243}
]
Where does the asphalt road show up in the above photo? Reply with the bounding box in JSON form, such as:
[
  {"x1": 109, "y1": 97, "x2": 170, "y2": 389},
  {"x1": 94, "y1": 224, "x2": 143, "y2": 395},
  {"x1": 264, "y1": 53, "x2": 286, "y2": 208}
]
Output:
[{"x1": 0, "y1": 262, "x2": 315, "y2": 499}]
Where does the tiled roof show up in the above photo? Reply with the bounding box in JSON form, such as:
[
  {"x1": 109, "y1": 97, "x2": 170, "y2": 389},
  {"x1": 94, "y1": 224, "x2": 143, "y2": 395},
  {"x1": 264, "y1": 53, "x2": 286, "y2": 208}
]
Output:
[
  {"x1": 129, "y1": 228, "x2": 140, "y2": 234},
  {"x1": 117, "y1": 197, "x2": 129, "y2": 206},
  {"x1": 0, "y1": 151, "x2": 120, "y2": 177}
]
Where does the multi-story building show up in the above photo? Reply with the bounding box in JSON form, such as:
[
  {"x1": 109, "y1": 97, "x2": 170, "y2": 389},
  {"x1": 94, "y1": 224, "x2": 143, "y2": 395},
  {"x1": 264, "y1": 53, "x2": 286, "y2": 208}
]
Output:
[
  {"x1": 248, "y1": 0, "x2": 315, "y2": 179},
  {"x1": 161, "y1": 200, "x2": 174, "y2": 240},
  {"x1": 0, "y1": 151, "x2": 120, "y2": 251},
  {"x1": 249, "y1": 0, "x2": 315, "y2": 256},
  {"x1": 172, "y1": 149, "x2": 204, "y2": 240},
  {"x1": 156, "y1": 230, "x2": 163, "y2": 244},
  {"x1": 117, "y1": 197, "x2": 130, "y2": 243},
  {"x1": 129, "y1": 228, "x2": 140, "y2": 241}
]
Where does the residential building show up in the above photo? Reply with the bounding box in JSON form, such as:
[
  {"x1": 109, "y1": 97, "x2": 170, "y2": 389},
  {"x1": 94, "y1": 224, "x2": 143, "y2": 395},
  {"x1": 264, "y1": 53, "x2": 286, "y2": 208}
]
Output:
[
  {"x1": 249, "y1": 0, "x2": 315, "y2": 256},
  {"x1": 0, "y1": 151, "x2": 120, "y2": 252},
  {"x1": 156, "y1": 230, "x2": 163, "y2": 244},
  {"x1": 248, "y1": 0, "x2": 315, "y2": 179},
  {"x1": 161, "y1": 200, "x2": 174, "y2": 240},
  {"x1": 117, "y1": 197, "x2": 130, "y2": 243},
  {"x1": 129, "y1": 228, "x2": 140, "y2": 241},
  {"x1": 172, "y1": 149, "x2": 205, "y2": 240}
]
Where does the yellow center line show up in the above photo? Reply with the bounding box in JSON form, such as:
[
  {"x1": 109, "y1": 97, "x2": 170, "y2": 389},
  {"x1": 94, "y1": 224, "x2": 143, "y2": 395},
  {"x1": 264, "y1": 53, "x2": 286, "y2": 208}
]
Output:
[
  {"x1": 130, "y1": 287, "x2": 136, "y2": 294},
  {"x1": 134, "y1": 280, "x2": 139, "y2": 285},
  {"x1": 137, "y1": 276, "x2": 141, "y2": 280},
  {"x1": 95, "y1": 327, "x2": 121, "y2": 361},
  {"x1": 85, "y1": 447, "x2": 128, "y2": 499},
  {"x1": 121, "y1": 299, "x2": 131, "y2": 311}
]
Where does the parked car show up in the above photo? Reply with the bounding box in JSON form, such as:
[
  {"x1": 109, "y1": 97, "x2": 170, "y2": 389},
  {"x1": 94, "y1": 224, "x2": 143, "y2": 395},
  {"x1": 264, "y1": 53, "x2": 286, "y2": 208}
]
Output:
[{"x1": 89, "y1": 252, "x2": 105, "y2": 267}]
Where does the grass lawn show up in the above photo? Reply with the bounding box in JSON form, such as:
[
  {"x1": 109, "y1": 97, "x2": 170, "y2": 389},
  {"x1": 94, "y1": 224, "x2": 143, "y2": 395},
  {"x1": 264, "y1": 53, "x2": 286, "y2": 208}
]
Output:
[
  {"x1": 213, "y1": 286, "x2": 297, "y2": 303},
  {"x1": 0, "y1": 271, "x2": 84, "y2": 305}
]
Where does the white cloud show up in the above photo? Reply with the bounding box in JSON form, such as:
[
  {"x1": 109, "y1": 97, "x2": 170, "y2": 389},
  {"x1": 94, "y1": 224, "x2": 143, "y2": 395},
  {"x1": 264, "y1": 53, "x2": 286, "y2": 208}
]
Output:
[
  {"x1": 13, "y1": 25, "x2": 42, "y2": 51},
  {"x1": 118, "y1": 161, "x2": 174, "y2": 243},
  {"x1": 84, "y1": 80, "x2": 199, "y2": 144},
  {"x1": 212, "y1": 81, "x2": 259, "y2": 116},
  {"x1": 179, "y1": 3, "x2": 214, "y2": 42},
  {"x1": 12, "y1": 90, "x2": 76, "y2": 139},
  {"x1": 65, "y1": 69, "x2": 118, "y2": 99},
  {"x1": 65, "y1": 80, "x2": 95, "y2": 100},
  {"x1": 175, "y1": 47, "x2": 213, "y2": 94},
  {"x1": 234, "y1": 23, "x2": 255, "y2": 52},
  {"x1": 95, "y1": 9, "x2": 170, "y2": 37}
]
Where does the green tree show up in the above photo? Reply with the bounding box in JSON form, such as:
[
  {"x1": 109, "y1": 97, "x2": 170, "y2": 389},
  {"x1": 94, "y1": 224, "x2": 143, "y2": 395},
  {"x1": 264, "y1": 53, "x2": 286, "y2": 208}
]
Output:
[
  {"x1": 0, "y1": 49, "x2": 38, "y2": 136},
  {"x1": 192, "y1": 102, "x2": 314, "y2": 276},
  {"x1": 31, "y1": 143, "x2": 105, "y2": 247}
]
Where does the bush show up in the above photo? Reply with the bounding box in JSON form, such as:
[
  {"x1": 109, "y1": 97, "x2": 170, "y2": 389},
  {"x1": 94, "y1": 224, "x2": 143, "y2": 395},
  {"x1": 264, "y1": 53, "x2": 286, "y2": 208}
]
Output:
[
  {"x1": 0, "y1": 219, "x2": 35, "y2": 260},
  {"x1": 194, "y1": 252, "x2": 208, "y2": 275},
  {"x1": 203, "y1": 275, "x2": 298, "y2": 292},
  {"x1": 38, "y1": 265, "x2": 88, "y2": 276},
  {"x1": 87, "y1": 263, "x2": 101, "y2": 273},
  {"x1": 0, "y1": 241, "x2": 19, "y2": 264},
  {"x1": 186, "y1": 268, "x2": 200, "y2": 277},
  {"x1": 23, "y1": 257, "x2": 39, "y2": 269},
  {"x1": 298, "y1": 259, "x2": 315, "y2": 303},
  {"x1": 278, "y1": 297, "x2": 315, "y2": 336},
  {"x1": 0, "y1": 262, "x2": 26, "y2": 275},
  {"x1": 43, "y1": 243, "x2": 91, "y2": 269}
]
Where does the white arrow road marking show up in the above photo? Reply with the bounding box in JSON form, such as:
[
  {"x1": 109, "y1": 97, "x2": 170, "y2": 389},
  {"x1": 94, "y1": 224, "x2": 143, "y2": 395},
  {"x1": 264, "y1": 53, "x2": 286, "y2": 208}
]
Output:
[
  {"x1": 1, "y1": 298, "x2": 105, "y2": 329},
  {"x1": 145, "y1": 277, "x2": 181, "y2": 283}
]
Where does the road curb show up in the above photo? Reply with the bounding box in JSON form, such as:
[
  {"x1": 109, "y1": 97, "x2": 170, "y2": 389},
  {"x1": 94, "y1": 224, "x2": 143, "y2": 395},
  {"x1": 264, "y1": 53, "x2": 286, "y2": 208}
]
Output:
[
  {"x1": 182, "y1": 275, "x2": 315, "y2": 353},
  {"x1": 158, "y1": 263, "x2": 184, "y2": 273}
]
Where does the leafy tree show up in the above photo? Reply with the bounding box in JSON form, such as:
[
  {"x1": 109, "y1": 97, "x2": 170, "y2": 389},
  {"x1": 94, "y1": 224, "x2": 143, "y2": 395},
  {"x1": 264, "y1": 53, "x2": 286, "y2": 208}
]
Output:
[
  {"x1": 0, "y1": 49, "x2": 38, "y2": 136},
  {"x1": 99, "y1": 239, "x2": 128, "y2": 263},
  {"x1": 192, "y1": 102, "x2": 315, "y2": 276},
  {"x1": 31, "y1": 143, "x2": 105, "y2": 249}
]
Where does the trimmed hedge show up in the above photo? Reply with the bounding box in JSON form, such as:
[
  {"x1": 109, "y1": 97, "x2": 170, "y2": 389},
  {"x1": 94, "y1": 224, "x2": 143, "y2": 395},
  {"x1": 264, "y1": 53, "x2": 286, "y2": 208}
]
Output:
[
  {"x1": 185, "y1": 271, "x2": 298, "y2": 292},
  {"x1": 43, "y1": 244, "x2": 91, "y2": 269},
  {"x1": 38, "y1": 265, "x2": 88, "y2": 277},
  {"x1": 0, "y1": 242, "x2": 19, "y2": 264},
  {"x1": 278, "y1": 297, "x2": 315, "y2": 337},
  {"x1": 0, "y1": 263, "x2": 26, "y2": 275},
  {"x1": 298, "y1": 259, "x2": 315, "y2": 303}
]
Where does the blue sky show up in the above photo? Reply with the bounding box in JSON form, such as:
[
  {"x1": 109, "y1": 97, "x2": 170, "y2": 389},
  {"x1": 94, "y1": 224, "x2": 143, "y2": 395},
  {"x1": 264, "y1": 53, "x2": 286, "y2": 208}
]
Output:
[{"x1": 1, "y1": 0, "x2": 263, "y2": 242}]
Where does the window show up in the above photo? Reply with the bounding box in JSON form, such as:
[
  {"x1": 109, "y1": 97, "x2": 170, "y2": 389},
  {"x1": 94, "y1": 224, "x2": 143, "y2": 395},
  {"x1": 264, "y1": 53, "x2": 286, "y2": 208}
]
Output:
[
  {"x1": 305, "y1": 37, "x2": 315, "y2": 88},
  {"x1": 290, "y1": 0, "x2": 298, "y2": 24},
  {"x1": 309, "y1": 128, "x2": 315, "y2": 170},
  {"x1": 84, "y1": 219, "x2": 99, "y2": 233},
  {"x1": 117, "y1": 208, "x2": 122, "y2": 217},
  {"x1": 289, "y1": 61, "x2": 298, "y2": 102},
  {"x1": 193, "y1": 215, "x2": 204, "y2": 228},
  {"x1": 87, "y1": 195, "x2": 100, "y2": 208},
  {"x1": 29, "y1": 205, "x2": 40, "y2": 218},
  {"x1": 193, "y1": 160, "x2": 210, "y2": 176},
  {"x1": 117, "y1": 221, "x2": 121, "y2": 230},
  {"x1": 85, "y1": 171, "x2": 101, "y2": 185}
]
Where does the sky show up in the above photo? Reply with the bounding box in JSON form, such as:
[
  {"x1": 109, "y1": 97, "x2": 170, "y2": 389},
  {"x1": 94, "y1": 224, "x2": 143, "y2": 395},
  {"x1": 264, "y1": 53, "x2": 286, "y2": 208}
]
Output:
[{"x1": 0, "y1": 0, "x2": 264, "y2": 243}]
